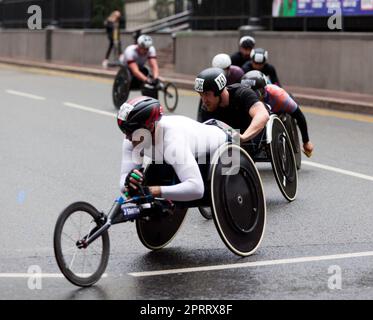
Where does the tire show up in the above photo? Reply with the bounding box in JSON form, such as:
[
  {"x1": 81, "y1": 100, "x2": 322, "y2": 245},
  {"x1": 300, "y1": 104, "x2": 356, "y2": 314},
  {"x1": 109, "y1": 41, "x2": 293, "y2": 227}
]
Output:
[
  {"x1": 210, "y1": 144, "x2": 266, "y2": 257},
  {"x1": 163, "y1": 82, "x2": 178, "y2": 112},
  {"x1": 136, "y1": 207, "x2": 188, "y2": 250},
  {"x1": 269, "y1": 117, "x2": 298, "y2": 202},
  {"x1": 112, "y1": 67, "x2": 130, "y2": 109},
  {"x1": 136, "y1": 163, "x2": 187, "y2": 250},
  {"x1": 54, "y1": 202, "x2": 110, "y2": 287},
  {"x1": 198, "y1": 207, "x2": 212, "y2": 220},
  {"x1": 282, "y1": 114, "x2": 301, "y2": 170}
]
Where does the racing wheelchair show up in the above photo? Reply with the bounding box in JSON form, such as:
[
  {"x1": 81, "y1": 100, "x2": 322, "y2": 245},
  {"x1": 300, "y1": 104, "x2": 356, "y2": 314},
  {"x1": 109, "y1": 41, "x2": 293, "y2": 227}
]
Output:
[
  {"x1": 112, "y1": 65, "x2": 178, "y2": 112},
  {"x1": 198, "y1": 114, "x2": 298, "y2": 220},
  {"x1": 53, "y1": 133, "x2": 266, "y2": 287}
]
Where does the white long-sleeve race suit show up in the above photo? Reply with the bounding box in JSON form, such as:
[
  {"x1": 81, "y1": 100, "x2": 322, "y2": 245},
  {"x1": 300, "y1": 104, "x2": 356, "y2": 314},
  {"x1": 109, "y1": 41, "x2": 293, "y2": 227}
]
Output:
[{"x1": 120, "y1": 115, "x2": 227, "y2": 201}]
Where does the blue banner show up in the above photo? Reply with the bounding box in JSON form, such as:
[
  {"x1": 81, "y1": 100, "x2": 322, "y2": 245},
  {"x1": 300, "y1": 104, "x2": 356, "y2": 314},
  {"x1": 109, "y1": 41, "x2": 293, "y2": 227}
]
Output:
[{"x1": 272, "y1": 0, "x2": 373, "y2": 16}]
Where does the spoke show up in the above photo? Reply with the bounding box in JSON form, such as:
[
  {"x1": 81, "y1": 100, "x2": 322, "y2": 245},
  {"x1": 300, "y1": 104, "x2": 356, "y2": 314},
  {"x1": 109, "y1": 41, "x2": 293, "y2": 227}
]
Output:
[
  {"x1": 62, "y1": 231, "x2": 77, "y2": 244},
  {"x1": 88, "y1": 244, "x2": 102, "y2": 256},
  {"x1": 83, "y1": 249, "x2": 87, "y2": 274},
  {"x1": 63, "y1": 246, "x2": 79, "y2": 253},
  {"x1": 85, "y1": 220, "x2": 96, "y2": 236},
  {"x1": 85, "y1": 253, "x2": 95, "y2": 270},
  {"x1": 69, "y1": 249, "x2": 78, "y2": 271},
  {"x1": 78, "y1": 212, "x2": 83, "y2": 239},
  {"x1": 69, "y1": 215, "x2": 82, "y2": 234}
]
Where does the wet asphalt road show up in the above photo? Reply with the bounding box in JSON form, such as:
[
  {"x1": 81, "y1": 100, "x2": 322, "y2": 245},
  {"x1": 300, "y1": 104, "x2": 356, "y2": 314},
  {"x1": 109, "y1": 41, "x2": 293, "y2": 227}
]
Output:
[{"x1": 1, "y1": 64, "x2": 373, "y2": 300}]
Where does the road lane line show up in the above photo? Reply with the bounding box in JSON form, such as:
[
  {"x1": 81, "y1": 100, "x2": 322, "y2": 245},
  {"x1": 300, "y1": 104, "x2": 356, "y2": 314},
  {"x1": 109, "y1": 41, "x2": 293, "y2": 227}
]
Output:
[
  {"x1": 63, "y1": 102, "x2": 116, "y2": 118},
  {"x1": 6, "y1": 89, "x2": 46, "y2": 100},
  {"x1": 128, "y1": 251, "x2": 373, "y2": 277},
  {"x1": 0, "y1": 63, "x2": 113, "y2": 84},
  {"x1": 303, "y1": 161, "x2": 373, "y2": 182},
  {"x1": 0, "y1": 273, "x2": 108, "y2": 278}
]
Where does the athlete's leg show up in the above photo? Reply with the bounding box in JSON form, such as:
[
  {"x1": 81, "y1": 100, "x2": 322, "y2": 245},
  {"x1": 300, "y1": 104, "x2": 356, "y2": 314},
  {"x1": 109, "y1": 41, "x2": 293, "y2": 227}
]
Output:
[{"x1": 292, "y1": 107, "x2": 314, "y2": 156}]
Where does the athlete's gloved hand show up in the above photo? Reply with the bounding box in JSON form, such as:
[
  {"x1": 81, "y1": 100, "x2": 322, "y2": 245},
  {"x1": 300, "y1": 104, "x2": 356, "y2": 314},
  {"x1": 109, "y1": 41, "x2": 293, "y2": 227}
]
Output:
[
  {"x1": 152, "y1": 78, "x2": 160, "y2": 86},
  {"x1": 145, "y1": 77, "x2": 160, "y2": 87},
  {"x1": 145, "y1": 77, "x2": 155, "y2": 86},
  {"x1": 124, "y1": 168, "x2": 144, "y2": 197}
]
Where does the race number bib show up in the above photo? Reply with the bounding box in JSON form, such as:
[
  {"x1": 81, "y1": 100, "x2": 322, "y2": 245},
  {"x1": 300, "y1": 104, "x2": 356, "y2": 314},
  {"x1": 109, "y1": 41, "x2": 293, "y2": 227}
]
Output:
[
  {"x1": 241, "y1": 79, "x2": 256, "y2": 88},
  {"x1": 214, "y1": 73, "x2": 227, "y2": 91},
  {"x1": 194, "y1": 78, "x2": 205, "y2": 92}
]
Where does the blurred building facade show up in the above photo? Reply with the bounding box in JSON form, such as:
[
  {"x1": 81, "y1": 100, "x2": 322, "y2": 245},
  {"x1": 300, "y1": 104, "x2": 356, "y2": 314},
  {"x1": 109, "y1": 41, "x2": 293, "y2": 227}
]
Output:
[{"x1": 0, "y1": 0, "x2": 372, "y2": 31}]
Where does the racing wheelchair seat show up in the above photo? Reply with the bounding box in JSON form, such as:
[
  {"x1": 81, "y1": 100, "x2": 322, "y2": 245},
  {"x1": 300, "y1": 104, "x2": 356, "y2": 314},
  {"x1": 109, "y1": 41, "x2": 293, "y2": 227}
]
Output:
[{"x1": 137, "y1": 141, "x2": 267, "y2": 257}]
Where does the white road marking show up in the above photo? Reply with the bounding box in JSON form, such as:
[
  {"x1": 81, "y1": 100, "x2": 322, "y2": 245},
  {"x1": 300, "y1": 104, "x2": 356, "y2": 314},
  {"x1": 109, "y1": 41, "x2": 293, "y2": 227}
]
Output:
[
  {"x1": 128, "y1": 251, "x2": 373, "y2": 277},
  {"x1": 303, "y1": 161, "x2": 373, "y2": 182},
  {"x1": 6, "y1": 89, "x2": 46, "y2": 100},
  {"x1": 0, "y1": 273, "x2": 108, "y2": 278},
  {"x1": 63, "y1": 102, "x2": 116, "y2": 118}
]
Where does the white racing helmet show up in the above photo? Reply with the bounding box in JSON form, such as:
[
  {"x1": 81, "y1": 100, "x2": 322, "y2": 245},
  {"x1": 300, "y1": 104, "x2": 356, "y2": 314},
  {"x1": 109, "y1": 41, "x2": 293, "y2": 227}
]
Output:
[
  {"x1": 212, "y1": 53, "x2": 232, "y2": 70},
  {"x1": 137, "y1": 34, "x2": 153, "y2": 49}
]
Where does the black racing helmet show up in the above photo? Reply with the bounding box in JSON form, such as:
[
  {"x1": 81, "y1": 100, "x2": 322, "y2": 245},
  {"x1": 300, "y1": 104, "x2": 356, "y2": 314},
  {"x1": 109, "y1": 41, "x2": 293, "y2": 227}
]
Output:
[
  {"x1": 117, "y1": 96, "x2": 162, "y2": 136},
  {"x1": 239, "y1": 36, "x2": 256, "y2": 49},
  {"x1": 194, "y1": 67, "x2": 227, "y2": 96},
  {"x1": 241, "y1": 70, "x2": 268, "y2": 91}
]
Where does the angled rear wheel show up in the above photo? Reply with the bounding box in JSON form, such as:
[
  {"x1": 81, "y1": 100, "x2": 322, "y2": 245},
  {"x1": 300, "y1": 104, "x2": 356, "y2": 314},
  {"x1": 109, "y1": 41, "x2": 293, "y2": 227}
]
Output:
[
  {"x1": 210, "y1": 144, "x2": 266, "y2": 256},
  {"x1": 269, "y1": 117, "x2": 298, "y2": 201}
]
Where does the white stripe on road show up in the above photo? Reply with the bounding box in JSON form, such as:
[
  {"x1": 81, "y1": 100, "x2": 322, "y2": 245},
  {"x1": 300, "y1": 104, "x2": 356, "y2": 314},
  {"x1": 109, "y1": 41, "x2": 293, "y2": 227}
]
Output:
[
  {"x1": 129, "y1": 251, "x2": 373, "y2": 277},
  {"x1": 63, "y1": 102, "x2": 116, "y2": 118},
  {"x1": 303, "y1": 161, "x2": 373, "y2": 182},
  {"x1": 6, "y1": 89, "x2": 46, "y2": 100},
  {"x1": 0, "y1": 273, "x2": 108, "y2": 278}
]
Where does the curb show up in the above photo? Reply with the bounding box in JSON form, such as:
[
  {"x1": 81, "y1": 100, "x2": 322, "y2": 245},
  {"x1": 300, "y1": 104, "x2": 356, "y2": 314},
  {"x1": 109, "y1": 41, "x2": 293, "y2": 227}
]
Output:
[
  {"x1": 293, "y1": 94, "x2": 373, "y2": 116},
  {"x1": 0, "y1": 57, "x2": 194, "y2": 89}
]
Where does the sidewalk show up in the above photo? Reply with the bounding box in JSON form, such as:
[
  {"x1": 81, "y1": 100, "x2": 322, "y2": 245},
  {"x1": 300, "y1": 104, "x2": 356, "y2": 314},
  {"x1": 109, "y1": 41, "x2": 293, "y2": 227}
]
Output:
[{"x1": 1, "y1": 57, "x2": 372, "y2": 115}]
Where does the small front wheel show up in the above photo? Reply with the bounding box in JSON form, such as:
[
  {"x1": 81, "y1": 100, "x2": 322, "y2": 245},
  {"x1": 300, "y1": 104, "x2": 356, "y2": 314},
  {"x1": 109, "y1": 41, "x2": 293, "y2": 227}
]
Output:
[
  {"x1": 53, "y1": 202, "x2": 110, "y2": 287},
  {"x1": 198, "y1": 207, "x2": 212, "y2": 220},
  {"x1": 163, "y1": 82, "x2": 178, "y2": 112}
]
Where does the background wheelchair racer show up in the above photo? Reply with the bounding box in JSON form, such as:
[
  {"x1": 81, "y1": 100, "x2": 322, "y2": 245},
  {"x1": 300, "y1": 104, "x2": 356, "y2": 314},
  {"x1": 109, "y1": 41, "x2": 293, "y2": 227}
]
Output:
[
  {"x1": 195, "y1": 67, "x2": 270, "y2": 144},
  {"x1": 197, "y1": 54, "x2": 245, "y2": 122},
  {"x1": 119, "y1": 34, "x2": 160, "y2": 99},
  {"x1": 242, "y1": 48, "x2": 281, "y2": 87},
  {"x1": 195, "y1": 67, "x2": 298, "y2": 202},
  {"x1": 230, "y1": 35, "x2": 256, "y2": 69},
  {"x1": 241, "y1": 70, "x2": 314, "y2": 157}
]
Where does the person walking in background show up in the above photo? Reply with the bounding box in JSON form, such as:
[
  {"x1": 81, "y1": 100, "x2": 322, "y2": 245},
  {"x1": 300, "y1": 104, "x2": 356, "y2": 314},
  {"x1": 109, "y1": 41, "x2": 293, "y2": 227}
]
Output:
[{"x1": 102, "y1": 10, "x2": 122, "y2": 69}]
